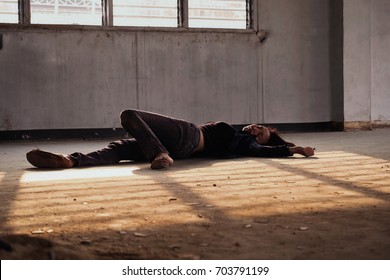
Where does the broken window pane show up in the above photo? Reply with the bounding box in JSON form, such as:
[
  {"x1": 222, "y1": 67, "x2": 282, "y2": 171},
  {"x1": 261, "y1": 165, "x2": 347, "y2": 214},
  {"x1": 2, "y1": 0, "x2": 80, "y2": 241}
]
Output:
[
  {"x1": 188, "y1": 0, "x2": 246, "y2": 29},
  {"x1": 113, "y1": 0, "x2": 177, "y2": 27},
  {"x1": 0, "y1": 0, "x2": 18, "y2": 23},
  {"x1": 30, "y1": 0, "x2": 102, "y2": 25}
]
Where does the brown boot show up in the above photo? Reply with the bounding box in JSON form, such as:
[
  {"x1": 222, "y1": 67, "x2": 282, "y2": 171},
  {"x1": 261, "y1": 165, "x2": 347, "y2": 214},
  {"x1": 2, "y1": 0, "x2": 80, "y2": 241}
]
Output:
[{"x1": 26, "y1": 149, "x2": 74, "y2": 169}]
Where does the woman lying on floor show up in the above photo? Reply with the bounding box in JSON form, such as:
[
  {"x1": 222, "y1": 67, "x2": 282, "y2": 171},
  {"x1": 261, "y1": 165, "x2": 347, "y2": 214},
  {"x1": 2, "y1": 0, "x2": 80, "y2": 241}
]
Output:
[{"x1": 26, "y1": 109, "x2": 315, "y2": 170}]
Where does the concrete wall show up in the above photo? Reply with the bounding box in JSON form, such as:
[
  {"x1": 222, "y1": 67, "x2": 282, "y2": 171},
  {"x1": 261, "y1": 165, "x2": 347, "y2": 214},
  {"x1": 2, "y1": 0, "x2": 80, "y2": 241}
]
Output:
[
  {"x1": 258, "y1": 0, "x2": 331, "y2": 123},
  {"x1": 4, "y1": 0, "x2": 388, "y2": 132},
  {"x1": 0, "y1": 29, "x2": 259, "y2": 130},
  {"x1": 0, "y1": 30, "x2": 138, "y2": 130},
  {"x1": 370, "y1": 0, "x2": 390, "y2": 124},
  {"x1": 344, "y1": 0, "x2": 390, "y2": 125}
]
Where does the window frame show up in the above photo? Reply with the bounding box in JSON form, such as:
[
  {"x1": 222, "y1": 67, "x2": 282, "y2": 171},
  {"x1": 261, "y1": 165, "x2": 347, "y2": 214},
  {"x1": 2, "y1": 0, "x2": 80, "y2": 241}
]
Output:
[{"x1": 2, "y1": 0, "x2": 254, "y2": 31}]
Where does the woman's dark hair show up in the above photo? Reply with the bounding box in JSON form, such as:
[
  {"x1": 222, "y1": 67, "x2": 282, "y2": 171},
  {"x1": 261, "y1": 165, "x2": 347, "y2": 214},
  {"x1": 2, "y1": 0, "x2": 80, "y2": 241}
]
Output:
[{"x1": 267, "y1": 128, "x2": 295, "y2": 147}]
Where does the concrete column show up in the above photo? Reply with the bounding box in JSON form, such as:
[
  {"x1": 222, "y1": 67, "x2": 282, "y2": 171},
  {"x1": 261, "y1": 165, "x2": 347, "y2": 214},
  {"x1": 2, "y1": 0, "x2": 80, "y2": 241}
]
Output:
[
  {"x1": 343, "y1": 0, "x2": 372, "y2": 127},
  {"x1": 370, "y1": 0, "x2": 390, "y2": 125}
]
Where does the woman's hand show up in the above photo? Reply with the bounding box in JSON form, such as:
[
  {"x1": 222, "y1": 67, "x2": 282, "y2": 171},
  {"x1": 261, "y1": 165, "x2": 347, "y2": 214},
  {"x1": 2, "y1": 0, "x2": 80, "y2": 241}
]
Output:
[{"x1": 289, "y1": 146, "x2": 315, "y2": 157}]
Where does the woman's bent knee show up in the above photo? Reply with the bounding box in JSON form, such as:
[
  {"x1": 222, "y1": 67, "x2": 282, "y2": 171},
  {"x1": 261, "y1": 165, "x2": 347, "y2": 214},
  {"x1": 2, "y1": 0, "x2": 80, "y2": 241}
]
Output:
[{"x1": 120, "y1": 109, "x2": 138, "y2": 123}]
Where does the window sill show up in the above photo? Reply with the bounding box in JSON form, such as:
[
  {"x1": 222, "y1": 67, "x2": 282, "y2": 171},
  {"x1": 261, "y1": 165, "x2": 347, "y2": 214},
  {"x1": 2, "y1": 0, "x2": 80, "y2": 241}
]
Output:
[{"x1": 0, "y1": 23, "x2": 256, "y2": 34}]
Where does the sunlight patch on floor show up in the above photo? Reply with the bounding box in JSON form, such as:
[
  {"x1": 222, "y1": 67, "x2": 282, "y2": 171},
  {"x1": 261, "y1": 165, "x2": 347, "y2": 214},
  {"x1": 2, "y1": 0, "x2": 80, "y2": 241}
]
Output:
[
  {"x1": 19, "y1": 165, "x2": 140, "y2": 183},
  {"x1": 2, "y1": 148, "x2": 389, "y2": 235},
  {"x1": 217, "y1": 151, "x2": 390, "y2": 218}
]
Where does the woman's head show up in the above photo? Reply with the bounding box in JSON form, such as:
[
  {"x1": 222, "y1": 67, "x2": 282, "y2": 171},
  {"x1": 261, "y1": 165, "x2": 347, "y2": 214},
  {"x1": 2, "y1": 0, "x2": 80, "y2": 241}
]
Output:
[
  {"x1": 243, "y1": 124, "x2": 295, "y2": 147},
  {"x1": 243, "y1": 124, "x2": 271, "y2": 144}
]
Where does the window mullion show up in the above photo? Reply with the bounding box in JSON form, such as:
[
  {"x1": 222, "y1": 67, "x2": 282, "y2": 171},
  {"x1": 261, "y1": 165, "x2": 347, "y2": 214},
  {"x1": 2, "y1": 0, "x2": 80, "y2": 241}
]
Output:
[
  {"x1": 246, "y1": 0, "x2": 254, "y2": 29},
  {"x1": 178, "y1": 0, "x2": 188, "y2": 28},
  {"x1": 103, "y1": 0, "x2": 113, "y2": 26},
  {"x1": 19, "y1": 0, "x2": 31, "y2": 24}
]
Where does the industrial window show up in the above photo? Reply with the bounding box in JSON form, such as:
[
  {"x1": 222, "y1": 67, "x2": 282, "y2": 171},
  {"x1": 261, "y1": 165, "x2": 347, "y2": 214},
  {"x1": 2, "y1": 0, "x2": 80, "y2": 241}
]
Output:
[
  {"x1": 188, "y1": 0, "x2": 247, "y2": 29},
  {"x1": 0, "y1": 0, "x2": 253, "y2": 29},
  {"x1": 0, "y1": 0, "x2": 18, "y2": 23},
  {"x1": 30, "y1": 0, "x2": 102, "y2": 25},
  {"x1": 113, "y1": 0, "x2": 177, "y2": 27}
]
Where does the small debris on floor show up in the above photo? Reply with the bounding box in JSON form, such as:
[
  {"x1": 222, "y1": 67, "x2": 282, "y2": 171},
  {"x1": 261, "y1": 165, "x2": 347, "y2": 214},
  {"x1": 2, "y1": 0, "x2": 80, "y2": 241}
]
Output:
[
  {"x1": 133, "y1": 232, "x2": 150, "y2": 237},
  {"x1": 185, "y1": 202, "x2": 200, "y2": 206},
  {"x1": 80, "y1": 240, "x2": 92, "y2": 245},
  {"x1": 178, "y1": 254, "x2": 200, "y2": 260},
  {"x1": 169, "y1": 244, "x2": 181, "y2": 250},
  {"x1": 254, "y1": 219, "x2": 269, "y2": 224}
]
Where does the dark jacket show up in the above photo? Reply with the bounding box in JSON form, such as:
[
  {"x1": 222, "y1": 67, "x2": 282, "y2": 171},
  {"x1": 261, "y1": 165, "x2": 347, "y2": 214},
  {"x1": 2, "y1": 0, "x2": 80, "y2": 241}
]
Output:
[{"x1": 198, "y1": 122, "x2": 292, "y2": 159}]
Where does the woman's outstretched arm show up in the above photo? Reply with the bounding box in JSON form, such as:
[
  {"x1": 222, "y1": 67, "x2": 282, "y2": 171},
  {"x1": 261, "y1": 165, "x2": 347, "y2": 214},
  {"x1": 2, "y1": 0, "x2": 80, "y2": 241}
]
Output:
[{"x1": 288, "y1": 146, "x2": 315, "y2": 157}]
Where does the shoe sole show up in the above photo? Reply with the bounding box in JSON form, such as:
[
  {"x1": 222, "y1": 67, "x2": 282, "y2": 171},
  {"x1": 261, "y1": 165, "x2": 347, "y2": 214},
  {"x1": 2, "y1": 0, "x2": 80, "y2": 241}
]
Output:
[{"x1": 26, "y1": 150, "x2": 67, "y2": 169}]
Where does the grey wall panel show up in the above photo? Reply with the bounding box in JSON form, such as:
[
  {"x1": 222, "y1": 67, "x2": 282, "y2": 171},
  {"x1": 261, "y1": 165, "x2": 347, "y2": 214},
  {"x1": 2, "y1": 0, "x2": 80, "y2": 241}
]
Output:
[
  {"x1": 344, "y1": 0, "x2": 390, "y2": 124},
  {"x1": 258, "y1": 0, "x2": 331, "y2": 123},
  {"x1": 0, "y1": 30, "x2": 138, "y2": 130},
  {"x1": 0, "y1": 29, "x2": 262, "y2": 130},
  {"x1": 3, "y1": 0, "x2": 373, "y2": 131},
  {"x1": 343, "y1": 0, "x2": 372, "y2": 122},
  {"x1": 137, "y1": 31, "x2": 260, "y2": 124},
  {"x1": 371, "y1": 0, "x2": 390, "y2": 123}
]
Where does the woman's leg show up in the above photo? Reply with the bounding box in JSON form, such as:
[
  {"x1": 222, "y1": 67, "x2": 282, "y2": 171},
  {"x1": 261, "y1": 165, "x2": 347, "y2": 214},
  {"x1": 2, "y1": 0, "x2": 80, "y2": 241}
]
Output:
[
  {"x1": 120, "y1": 109, "x2": 200, "y2": 161},
  {"x1": 26, "y1": 139, "x2": 145, "y2": 168},
  {"x1": 70, "y1": 139, "x2": 146, "y2": 166}
]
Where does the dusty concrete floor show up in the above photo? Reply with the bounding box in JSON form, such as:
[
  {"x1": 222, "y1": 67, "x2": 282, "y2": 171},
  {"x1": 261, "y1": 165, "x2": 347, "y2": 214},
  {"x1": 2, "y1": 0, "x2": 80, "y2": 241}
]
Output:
[{"x1": 0, "y1": 129, "x2": 390, "y2": 260}]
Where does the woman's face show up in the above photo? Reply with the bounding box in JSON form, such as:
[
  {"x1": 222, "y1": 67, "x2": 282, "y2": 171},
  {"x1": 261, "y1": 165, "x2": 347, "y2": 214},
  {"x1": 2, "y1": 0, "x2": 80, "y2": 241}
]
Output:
[{"x1": 243, "y1": 124, "x2": 271, "y2": 144}]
